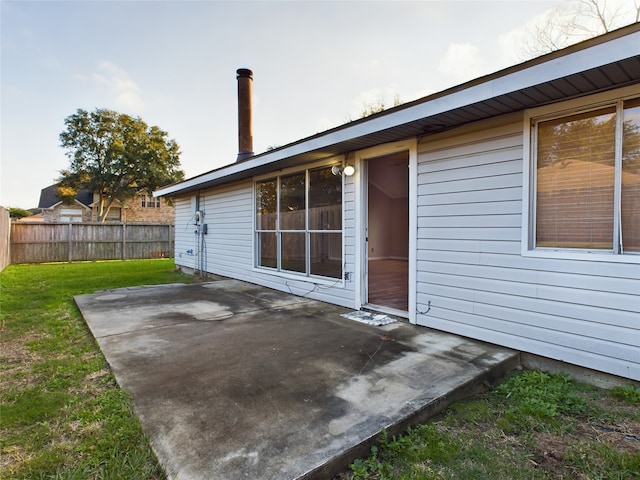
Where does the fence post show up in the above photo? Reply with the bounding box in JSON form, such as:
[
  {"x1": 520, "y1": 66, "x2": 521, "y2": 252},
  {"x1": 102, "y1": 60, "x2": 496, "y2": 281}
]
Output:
[
  {"x1": 169, "y1": 224, "x2": 174, "y2": 258},
  {"x1": 122, "y1": 223, "x2": 127, "y2": 260},
  {"x1": 0, "y1": 207, "x2": 10, "y2": 271},
  {"x1": 68, "y1": 223, "x2": 73, "y2": 263}
]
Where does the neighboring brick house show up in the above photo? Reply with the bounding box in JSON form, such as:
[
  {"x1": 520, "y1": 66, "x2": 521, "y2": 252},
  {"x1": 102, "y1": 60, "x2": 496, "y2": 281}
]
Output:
[
  {"x1": 38, "y1": 184, "x2": 93, "y2": 223},
  {"x1": 118, "y1": 193, "x2": 175, "y2": 223},
  {"x1": 38, "y1": 184, "x2": 174, "y2": 223}
]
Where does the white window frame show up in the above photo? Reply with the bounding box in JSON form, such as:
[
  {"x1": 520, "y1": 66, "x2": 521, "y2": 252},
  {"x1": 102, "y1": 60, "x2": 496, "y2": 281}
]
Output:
[
  {"x1": 522, "y1": 84, "x2": 640, "y2": 264},
  {"x1": 141, "y1": 194, "x2": 161, "y2": 208},
  {"x1": 59, "y1": 207, "x2": 83, "y2": 223},
  {"x1": 252, "y1": 157, "x2": 346, "y2": 285}
]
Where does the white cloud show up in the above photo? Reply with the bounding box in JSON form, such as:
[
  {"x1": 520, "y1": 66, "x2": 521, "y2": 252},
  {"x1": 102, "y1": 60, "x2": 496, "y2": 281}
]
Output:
[
  {"x1": 437, "y1": 43, "x2": 489, "y2": 84},
  {"x1": 497, "y1": 6, "x2": 556, "y2": 65},
  {"x1": 90, "y1": 61, "x2": 144, "y2": 112},
  {"x1": 498, "y1": 23, "x2": 533, "y2": 65},
  {"x1": 316, "y1": 116, "x2": 340, "y2": 133}
]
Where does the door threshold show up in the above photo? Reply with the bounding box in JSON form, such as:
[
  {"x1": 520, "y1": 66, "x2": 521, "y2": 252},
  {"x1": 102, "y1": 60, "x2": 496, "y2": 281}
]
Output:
[{"x1": 363, "y1": 303, "x2": 409, "y2": 320}]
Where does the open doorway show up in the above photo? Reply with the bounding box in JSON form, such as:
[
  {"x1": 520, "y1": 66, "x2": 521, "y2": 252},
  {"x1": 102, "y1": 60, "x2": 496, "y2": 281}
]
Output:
[{"x1": 366, "y1": 151, "x2": 409, "y2": 312}]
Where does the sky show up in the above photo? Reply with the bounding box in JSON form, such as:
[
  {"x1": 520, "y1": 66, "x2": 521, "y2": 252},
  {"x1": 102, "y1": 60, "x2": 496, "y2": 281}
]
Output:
[{"x1": 0, "y1": 0, "x2": 632, "y2": 209}]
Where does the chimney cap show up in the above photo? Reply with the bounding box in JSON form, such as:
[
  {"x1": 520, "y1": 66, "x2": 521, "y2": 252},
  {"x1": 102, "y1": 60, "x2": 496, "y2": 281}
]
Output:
[{"x1": 237, "y1": 68, "x2": 253, "y2": 78}]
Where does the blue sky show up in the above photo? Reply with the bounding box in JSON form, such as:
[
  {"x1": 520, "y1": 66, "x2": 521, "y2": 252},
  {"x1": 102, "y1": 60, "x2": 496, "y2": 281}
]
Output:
[{"x1": 0, "y1": 0, "x2": 628, "y2": 208}]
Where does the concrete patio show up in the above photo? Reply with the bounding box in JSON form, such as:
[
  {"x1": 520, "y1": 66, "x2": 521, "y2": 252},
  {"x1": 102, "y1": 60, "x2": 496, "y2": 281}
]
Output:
[{"x1": 75, "y1": 279, "x2": 519, "y2": 480}]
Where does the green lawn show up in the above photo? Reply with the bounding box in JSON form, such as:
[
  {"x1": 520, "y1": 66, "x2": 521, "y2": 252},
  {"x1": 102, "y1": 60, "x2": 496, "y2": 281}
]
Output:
[{"x1": 0, "y1": 259, "x2": 193, "y2": 479}]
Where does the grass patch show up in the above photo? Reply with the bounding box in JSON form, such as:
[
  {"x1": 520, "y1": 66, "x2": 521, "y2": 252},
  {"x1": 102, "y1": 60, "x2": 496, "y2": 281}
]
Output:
[
  {"x1": 347, "y1": 370, "x2": 640, "y2": 479},
  {"x1": 0, "y1": 259, "x2": 193, "y2": 479},
  {"x1": 493, "y1": 370, "x2": 589, "y2": 435},
  {"x1": 611, "y1": 384, "x2": 640, "y2": 404}
]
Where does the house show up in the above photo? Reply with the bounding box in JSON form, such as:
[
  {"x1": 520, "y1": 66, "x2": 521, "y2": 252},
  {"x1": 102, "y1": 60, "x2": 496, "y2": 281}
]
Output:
[
  {"x1": 38, "y1": 184, "x2": 93, "y2": 223},
  {"x1": 156, "y1": 25, "x2": 640, "y2": 381},
  {"x1": 38, "y1": 183, "x2": 174, "y2": 223}
]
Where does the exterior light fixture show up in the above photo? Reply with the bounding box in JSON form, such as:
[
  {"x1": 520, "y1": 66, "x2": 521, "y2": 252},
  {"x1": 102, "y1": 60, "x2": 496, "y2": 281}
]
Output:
[{"x1": 331, "y1": 165, "x2": 356, "y2": 176}]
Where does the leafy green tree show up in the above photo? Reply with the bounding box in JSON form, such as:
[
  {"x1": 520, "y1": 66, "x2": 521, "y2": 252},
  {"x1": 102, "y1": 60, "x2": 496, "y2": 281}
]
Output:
[
  {"x1": 55, "y1": 185, "x2": 78, "y2": 204},
  {"x1": 8, "y1": 208, "x2": 32, "y2": 219},
  {"x1": 59, "y1": 108, "x2": 185, "y2": 222}
]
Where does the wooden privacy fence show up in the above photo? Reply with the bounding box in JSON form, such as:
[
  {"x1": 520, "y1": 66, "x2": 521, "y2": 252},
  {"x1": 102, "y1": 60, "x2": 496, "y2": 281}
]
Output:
[{"x1": 10, "y1": 223, "x2": 174, "y2": 264}]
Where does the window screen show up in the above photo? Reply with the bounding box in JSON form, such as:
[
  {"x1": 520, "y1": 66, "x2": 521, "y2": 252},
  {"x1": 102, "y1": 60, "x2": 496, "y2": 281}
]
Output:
[{"x1": 533, "y1": 99, "x2": 639, "y2": 255}]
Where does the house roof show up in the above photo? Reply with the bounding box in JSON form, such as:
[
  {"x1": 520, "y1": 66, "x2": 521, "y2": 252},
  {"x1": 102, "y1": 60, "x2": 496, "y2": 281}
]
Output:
[
  {"x1": 156, "y1": 23, "x2": 640, "y2": 198},
  {"x1": 38, "y1": 183, "x2": 93, "y2": 209}
]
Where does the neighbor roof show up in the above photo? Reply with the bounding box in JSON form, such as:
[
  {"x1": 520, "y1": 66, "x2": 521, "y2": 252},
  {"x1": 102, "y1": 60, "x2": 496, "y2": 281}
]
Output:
[
  {"x1": 38, "y1": 183, "x2": 93, "y2": 209},
  {"x1": 156, "y1": 23, "x2": 640, "y2": 198}
]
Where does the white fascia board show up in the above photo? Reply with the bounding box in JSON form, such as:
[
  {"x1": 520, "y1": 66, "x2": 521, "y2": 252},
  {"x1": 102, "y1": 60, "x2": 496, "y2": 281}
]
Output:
[{"x1": 156, "y1": 29, "x2": 639, "y2": 198}]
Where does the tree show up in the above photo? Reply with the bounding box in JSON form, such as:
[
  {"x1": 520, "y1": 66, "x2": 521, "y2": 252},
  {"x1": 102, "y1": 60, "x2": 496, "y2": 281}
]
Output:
[
  {"x1": 520, "y1": 0, "x2": 640, "y2": 59},
  {"x1": 360, "y1": 95, "x2": 402, "y2": 118},
  {"x1": 8, "y1": 208, "x2": 31, "y2": 219},
  {"x1": 59, "y1": 108, "x2": 185, "y2": 222},
  {"x1": 56, "y1": 185, "x2": 78, "y2": 205},
  {"x1": 342, "y1": 94, "x2": 403, "y2": 124}
]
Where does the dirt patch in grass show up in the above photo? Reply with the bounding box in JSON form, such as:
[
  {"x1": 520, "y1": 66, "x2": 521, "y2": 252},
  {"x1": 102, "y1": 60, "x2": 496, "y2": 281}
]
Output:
[
  {"x1": 0, "y1": 334, "x2": 46, "y2": 389},
  {"x1": 579, "y1": 422, "x2": 640, "y2": 454},
  {"x1": 530, "y1": 418, "x2": 640, "y2": 478},
  {"x1": 1, "y1": 333, "x2": 46, "y2": 365},
  {"x1": 0, "y1": 445, "x2": 35, "y2": 472},
  {"x1": 530, "y1": 432, "x2": 568, "y2": 471},
  {"x1": 534, "y1": 401, "x2": 639, "y2": 456}
]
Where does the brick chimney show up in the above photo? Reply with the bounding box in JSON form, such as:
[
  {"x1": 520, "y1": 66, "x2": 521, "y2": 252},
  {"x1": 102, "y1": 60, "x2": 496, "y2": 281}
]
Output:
[{"x1": 236, "y1": 68, "x2": 254, "y2": 162}]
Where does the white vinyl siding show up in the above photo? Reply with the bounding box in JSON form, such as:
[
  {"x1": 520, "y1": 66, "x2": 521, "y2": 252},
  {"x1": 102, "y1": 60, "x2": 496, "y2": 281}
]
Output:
[
  {"x1": 416, "y1": 117, "x2": 640, "y2": 380},
  {"x1": 174, "y1": 196, "x2": 199, "y2": 270},
  {"x1": 172, "y1": 178, "x2": 356, "y2": 308}
]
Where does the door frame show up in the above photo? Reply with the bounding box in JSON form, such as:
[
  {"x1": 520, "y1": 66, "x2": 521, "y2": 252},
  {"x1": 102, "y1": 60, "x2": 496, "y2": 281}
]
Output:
[{"x1": 354, "y1": 140, "x2": 418, "y2": 324}]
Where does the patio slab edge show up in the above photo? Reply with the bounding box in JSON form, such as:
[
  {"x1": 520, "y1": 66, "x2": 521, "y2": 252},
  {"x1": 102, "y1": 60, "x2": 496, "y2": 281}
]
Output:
[{"x1": 300, "y1": 349, "x2": 521, "y2": 480}]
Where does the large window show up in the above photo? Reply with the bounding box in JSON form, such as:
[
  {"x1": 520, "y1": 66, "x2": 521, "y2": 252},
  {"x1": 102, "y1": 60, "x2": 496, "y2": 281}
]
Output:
[
  {"x1": 255, "y1": 165, "x2": 343, "y2": 279},
  {"x1": 532, "y1": 98, "x2": 640, "y2": 254}
]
